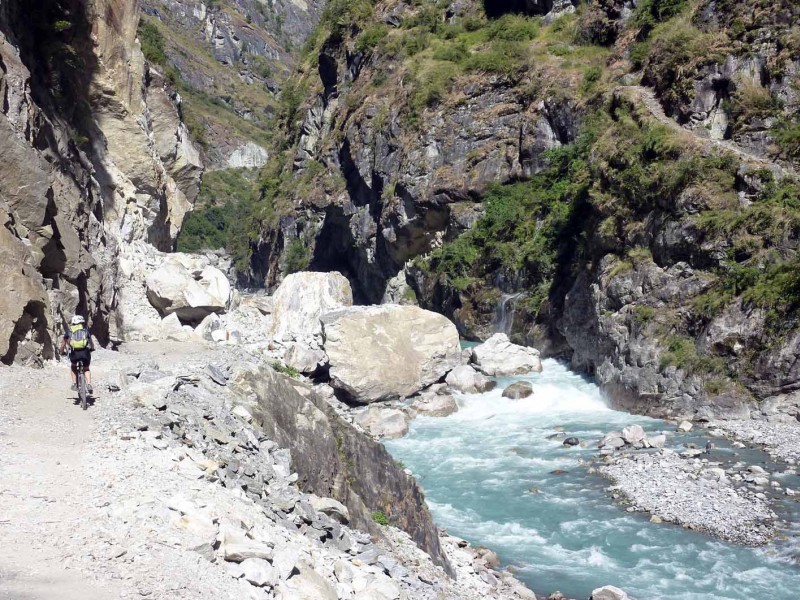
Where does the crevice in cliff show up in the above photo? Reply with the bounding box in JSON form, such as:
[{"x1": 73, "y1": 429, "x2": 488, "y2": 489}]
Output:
[{"x1": 309, "y1": 204, "x2": 387, "y2": 304}]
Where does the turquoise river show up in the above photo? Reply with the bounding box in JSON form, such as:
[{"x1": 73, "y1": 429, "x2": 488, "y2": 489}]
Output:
[{"x1": 385, "y1": 359, "x2": 800, "y2": 600}]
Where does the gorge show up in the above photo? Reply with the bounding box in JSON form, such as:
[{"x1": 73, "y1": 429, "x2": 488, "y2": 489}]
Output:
[{"x1": 1, "y1": 1, "x2": 800, "y2": 599}]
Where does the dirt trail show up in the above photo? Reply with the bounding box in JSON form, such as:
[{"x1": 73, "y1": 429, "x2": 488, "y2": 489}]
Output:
[
  {"x1": 0, "y1": 357, "x2": 122, "y2": 599},
  {"x1": 0, "y1": 343, "x2": 202, "y2": 600},
  {"x1": 622, "y1": 85, "x2": 797, "y2": 178}
]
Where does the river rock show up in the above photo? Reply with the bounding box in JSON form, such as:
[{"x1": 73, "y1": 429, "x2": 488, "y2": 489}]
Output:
[
  {"x1": 677, "y1": 420, "x2": 693, "y2": 432},
  {"x1": 598, "y1": 432, "x2": 626, "y2": 449},
  {"x1": 270, "y1": 271, "x2": 352, "y2": 343},
  {"x1": 563, "y1": 437, "x2": 580, "y2": 447},
  {"x1": 471, "y1": 333, "x2": 543, "y2": 376},
  {"x1": 591, "y1": 585, "x2": 631, "y2": 600},
  {"x1": 321, "y1": 305, "x2": 461, "y2": 403},
  {"x1": 146, "y1": 259, "x2": 231, "y2": 323},
  {"x1": 355, "y1": 406, "x2": 410, "y2": 439},
  {"x1": 621, "y1": 425, "x2": 646, "y2": 445},
  {"x1": 502, "y1": 381, "x2": 534, "y2": 399},
  {"x1": 411, "y1": 385, "x2": 459, "y2": 417},
  {"x1": 445, "y1": 365, "x2": 496, "y2": 394},
  {"x1": 646, "y1": 434, "x2": 666, "y2": 449}
]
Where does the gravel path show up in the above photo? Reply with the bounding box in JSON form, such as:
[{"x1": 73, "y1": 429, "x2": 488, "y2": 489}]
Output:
[{"x1": 0, "y1": 356, "x2": 126, "y2": 599}]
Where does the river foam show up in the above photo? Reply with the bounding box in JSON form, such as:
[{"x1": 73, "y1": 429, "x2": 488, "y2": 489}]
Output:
[{"x1": 386, "y1": 359, "x2": 800, "y2": 599}]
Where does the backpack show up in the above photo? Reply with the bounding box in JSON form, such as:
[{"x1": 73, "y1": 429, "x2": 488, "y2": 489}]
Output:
[{"x1": 69, "y1": 324, "x2": 89, "y2": 350}]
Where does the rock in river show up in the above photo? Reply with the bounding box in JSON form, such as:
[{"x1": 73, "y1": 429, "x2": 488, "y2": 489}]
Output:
[
  {"x1": 563, "y1": 437, "x2": 580, "y2": 447},
  {"x1": 321, "y1": 305, "x2": 461, "y2": 403},
  {"x1": 445, "y1": 365, "x2": 496, "y2": 394},
  {"x1": 471, "y1": 333, "x2": 542, "y2": 376},
  {"x1": 502, "y1": 381, "x2": 533, "y2": 399}
]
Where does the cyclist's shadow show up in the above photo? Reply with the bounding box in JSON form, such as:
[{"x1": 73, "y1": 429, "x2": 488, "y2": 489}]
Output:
[{"x1": 71, "y1": 395, "x2": 97, "y2": 408}]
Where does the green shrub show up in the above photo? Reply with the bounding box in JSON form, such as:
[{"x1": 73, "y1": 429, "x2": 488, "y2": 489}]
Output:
[
  {"x1": 773, "y1": 118, "x2": 800, "y2": 158},
  {"x1": 486, "y1": 14, "x2": 539, "y2": 42},
  {"x1": 633, "y1": 305, "x2": 656, "y2": 325},
  {"x1": 356, "y1": 23, "x2": 388, "y2": 52},
  {"x1": 432, "y1": 41, "x2": 469, "y2": 63},
  {"x1": 409, "y1": 62, "x2": 459, "y2": 113},
  {"x1": 138, "y1": 20, "x2": 167, "y2": 66},
  {"x1": 271, "y1": 361, "x2": 300, "y2": 378},
  {"x1": 464, "y1": 40, "x2": 527, "y2": 75},
  {"x1": 371, "y1": 511, "x2": 389, "y2": 526},
  {"x1": 284, "y1": 238, "x2": 311, "y2": 274}
]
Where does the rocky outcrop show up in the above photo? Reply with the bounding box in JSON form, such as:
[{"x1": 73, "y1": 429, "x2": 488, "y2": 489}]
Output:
[
  {"x1": 230, "y1": 362, "x2": 455, "y2": 575},
  {"x1": 321, "y1": 305, "x2": 462, "y2": 403},
  {"x1": 270, "y1": 271, "x2": 354, "y2": 343}
]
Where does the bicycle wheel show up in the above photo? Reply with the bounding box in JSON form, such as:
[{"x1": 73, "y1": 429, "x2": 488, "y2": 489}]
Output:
[{"x1": 78, "y1": 368, "x2": 88, "y2": 411}]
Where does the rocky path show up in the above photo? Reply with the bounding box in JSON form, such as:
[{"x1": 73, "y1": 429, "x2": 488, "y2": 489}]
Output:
[
  {"x1": 0, "y1": 359, "x2": 124, "y2": 599},
  {"x1": 0, "y1": 343, "x2": 537, "y2": 600},
  {"x1": 622, "y1": 85, "x2": 797, "y2": 178}
]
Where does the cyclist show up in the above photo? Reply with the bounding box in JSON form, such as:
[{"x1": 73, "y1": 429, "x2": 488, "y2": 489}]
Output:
[{"x1": 60, "y1": 315, "x2": 95, "y2": 394}]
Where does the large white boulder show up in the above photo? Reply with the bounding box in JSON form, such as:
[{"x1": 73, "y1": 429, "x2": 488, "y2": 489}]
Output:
[
  {"x1": 270, "y1": 271, "x2": 353, "y2": 342},
  {"x1": 146, "y1": 258, "x2": 231, "y2": 323},
  {"x1": 445, "y1": 365, "x2": 497, "y2": 394},
  {"x1": 321, "y1": 305, "x2": 461, "y2": 403},
  {"x1": 471, "y1": 333, "x2": 542, "y2": 376}
]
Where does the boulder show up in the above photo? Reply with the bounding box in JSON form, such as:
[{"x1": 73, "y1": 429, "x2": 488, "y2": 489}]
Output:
[
  {"x1": 146, "y1": 259, "x2": 231, "y2": 323},
  {"x1": 646, "y1": 434, "x2": 666, "y2": 449},
  {"x1": 223, "y1": 541, "x2": 275, "y2": 563},
  {"x1": 321, "y1": 305, "x2": 461, "y2": 403},
  {"x1": 276, "y1": 562, "x2": 337, "y2": 600},
  {"x1": 471, "y1": 333, "x2": 542, "y2": 376},
  {"x1": 308, "y1": 495, "x2": 350, "y2": 524},
  {"x1": 445, "y1": 365, "x2": 497, "y2": 394},
  {"x1": 591, "y1": 585, "x2": 631, "y2": 600},
  {"x1": 411, "y1": 385, "x2": 459, "y2": 417},
  {"x1": 677, "y1": 420, "x2": 693, "y2": 432},
  {"x1": 240, "y1": 558, "x2": 277, "y2": 587},
  {"x1": 284, "y1": 343, "x2": 327, "y2": 375},
  {"x1": 621, "y1": 425, "x2": 646, "y2": 445},
  {"x1": 598, "y1": 432, "x2": 625, "y2": 450},
  {"x1": 195, "y1": 313, "x2": 223, "y2": 341},
  {"x1": 355, "y1": 407, "x2": 410, "y2": 439},
  {"x1": 502, "y1": 381, "x2": 534, "y2": 399},
  {"x1": 270, "y1": 271, "x2": 353, "y2": 342},
  {"x1": 563, "y1": 437, "x2": 580, "y2": 447}
]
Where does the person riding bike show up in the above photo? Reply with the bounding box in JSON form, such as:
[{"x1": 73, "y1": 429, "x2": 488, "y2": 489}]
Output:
[{"x1": 60, "y1": 315, "x2": 95, "y2": 394}]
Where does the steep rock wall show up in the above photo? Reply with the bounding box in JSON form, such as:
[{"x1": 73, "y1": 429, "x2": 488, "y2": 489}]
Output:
[{"x1": 0, "y1": 0, "x2": 203, "y2": 363}]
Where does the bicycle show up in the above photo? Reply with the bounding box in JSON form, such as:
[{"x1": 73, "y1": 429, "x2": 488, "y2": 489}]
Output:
[{"x1": 75, "y1": 359, "x2": 89, "y2": 411}]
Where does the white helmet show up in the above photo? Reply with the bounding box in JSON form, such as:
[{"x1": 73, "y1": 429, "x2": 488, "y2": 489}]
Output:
[{"x1": 71, "y1": 315, "x2": 85, "y2": 325}]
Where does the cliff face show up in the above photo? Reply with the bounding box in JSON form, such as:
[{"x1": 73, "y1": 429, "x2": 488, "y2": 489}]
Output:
[
  {"x1": 255, "y1": 0, "x2": 800, "y2": 419},
  {"x1": 0, "y1": 0, "x2": 203, "y2": 364}
]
